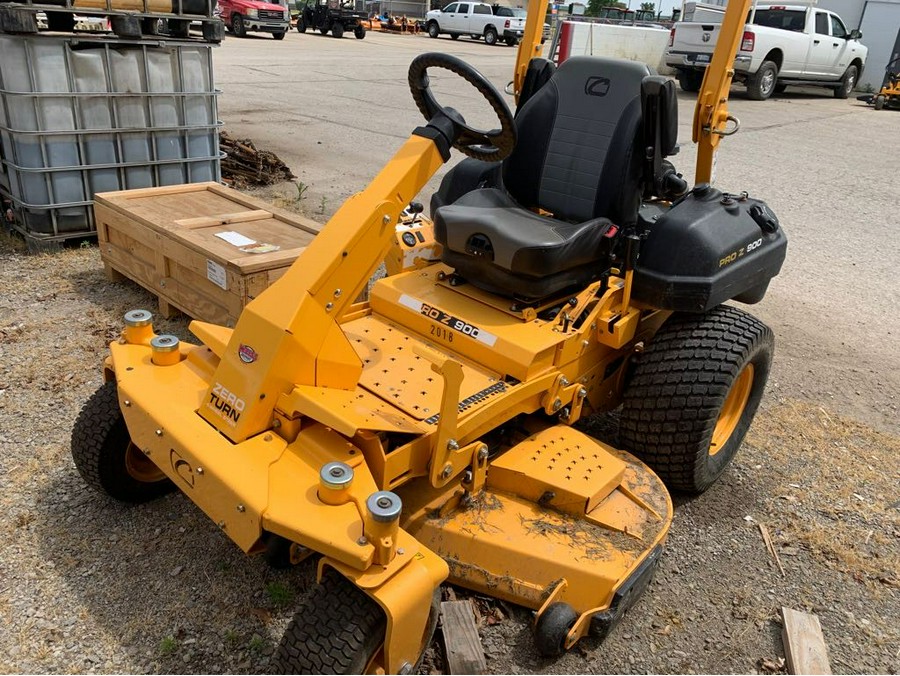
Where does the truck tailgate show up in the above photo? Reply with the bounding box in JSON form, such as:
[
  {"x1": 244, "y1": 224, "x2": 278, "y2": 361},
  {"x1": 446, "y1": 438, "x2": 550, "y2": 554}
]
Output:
[{"x1": 671, "y1": 22, "x2": 721, "y2": 62}]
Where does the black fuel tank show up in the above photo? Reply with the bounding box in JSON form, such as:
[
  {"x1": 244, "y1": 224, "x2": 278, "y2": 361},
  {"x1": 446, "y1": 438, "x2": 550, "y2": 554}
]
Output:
[{"x1": 632, "y1": 184, "x2": 787, "y2": 313}]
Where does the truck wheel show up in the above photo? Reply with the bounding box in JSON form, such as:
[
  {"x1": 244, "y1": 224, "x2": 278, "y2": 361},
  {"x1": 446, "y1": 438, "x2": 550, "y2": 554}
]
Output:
[
  {"x1": 874, "y1": 94, "x2": 886, "y2": 110},
  {"x1": 619, "y1": 306, "x2": 774, "y2": 494},
  {"x1": 273, "y1": 30, "x2": 286, "y2": 39},
  {"x1": 297, "y1": 17, "x2": 307, "y2": 32},
  {"x1": 746, "y1": 60, "x2": 778, "y2": 100},
  {"x1": 332, "y1": 22, "x2": 343, "y2": 37},
  {"x1": 427, "y1": 21, "x2": 439, "y2": 38},
  {"x1": 71, "y1": 381, "x2": 174, "y2": 503},
  {"x1": 676, "y1": 69, "x2": 703, "y2": 93},
  {"x1": 505, "y1": 36, "x2": 517, "y2": 46},
  {"x1": 834, "y1": 64, "x2": 858, "y2": 99},
  {"x1": 484, "y1": 26, "x2": 498, "y2": 45},
  {"x1": 354, "y1": 24, "x2": 365, "y2": 38},
  {"x1": 231, "y1": 13, "x2": 246, "y2": 37}
]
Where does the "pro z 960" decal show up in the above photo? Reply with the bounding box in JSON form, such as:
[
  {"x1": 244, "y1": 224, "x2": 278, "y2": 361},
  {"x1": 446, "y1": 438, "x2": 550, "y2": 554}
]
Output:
[{"x1": 399, "y1": 294, "x2": 498, "y2": 347}]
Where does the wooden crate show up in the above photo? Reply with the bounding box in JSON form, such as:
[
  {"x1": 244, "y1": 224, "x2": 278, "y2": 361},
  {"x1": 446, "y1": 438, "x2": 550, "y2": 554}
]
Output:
[{"x1": 95, "y1": 182, "x2": 321, "y2": 326}]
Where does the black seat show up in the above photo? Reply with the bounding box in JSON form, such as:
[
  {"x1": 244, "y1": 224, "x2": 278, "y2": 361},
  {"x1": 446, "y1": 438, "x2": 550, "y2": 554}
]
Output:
[{"x1": 432, "y1": 55, "x2": 677, "y2": 301}]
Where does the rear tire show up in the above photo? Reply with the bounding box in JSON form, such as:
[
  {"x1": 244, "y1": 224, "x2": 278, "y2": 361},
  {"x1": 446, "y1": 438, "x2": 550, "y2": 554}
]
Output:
[
  {"x1": 746, "y1": 60, "x2": 778, "y2": 100},
  {"x1": 834, "y1": 64, "x2": 858, "y2": 99},
  {"x1": 676, "y1": 69, "x2": 703, "y2": 93},
  {"x1": 354, "y1": 24, "x2": 365, "y2": 38},
  {"x1": 619, "y1": 306, "x2": 774, "y2": 494},
  {"x1": 71, "y1": 381, "x2": 175, "y2": 503},
  {"x1": 484, "y1": 26, "x2": 497, "y2": 45}
]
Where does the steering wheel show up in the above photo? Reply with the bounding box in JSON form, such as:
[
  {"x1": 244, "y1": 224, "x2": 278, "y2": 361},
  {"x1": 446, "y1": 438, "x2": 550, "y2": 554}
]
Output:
[{"x1": 408, "y1": 52, "x2": 516, "y2": 162}]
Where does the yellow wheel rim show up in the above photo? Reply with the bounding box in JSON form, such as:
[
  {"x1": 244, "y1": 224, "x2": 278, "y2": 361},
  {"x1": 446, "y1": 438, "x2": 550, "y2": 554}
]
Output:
[
  {"x1": 124, "y1": 442, "x2": 166, "y2": 482},
  {"x1": 709, "y1": 364, "x2": 754, "y2": 457}
]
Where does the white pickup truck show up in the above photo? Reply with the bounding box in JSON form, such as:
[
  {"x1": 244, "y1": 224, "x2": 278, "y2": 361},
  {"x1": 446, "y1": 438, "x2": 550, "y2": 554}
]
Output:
[
  {"x1": 666, "y1": 4, "x2": 867, "y2": 100},
  {"x1": 425, "y1": 2, "x2": 526, "y2": 46}
]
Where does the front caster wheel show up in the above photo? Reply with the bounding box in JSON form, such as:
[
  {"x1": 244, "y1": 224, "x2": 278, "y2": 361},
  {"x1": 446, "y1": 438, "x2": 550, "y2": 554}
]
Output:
[
  {"x1": 534, "y1": 602, "x2": 578, "y2": 657},
  {"x1": 71, "y1": 380, "x2": 174, "y2": 502},
  {"x1": 620, "y1": 305, "x2": 774, "y2": 494}
]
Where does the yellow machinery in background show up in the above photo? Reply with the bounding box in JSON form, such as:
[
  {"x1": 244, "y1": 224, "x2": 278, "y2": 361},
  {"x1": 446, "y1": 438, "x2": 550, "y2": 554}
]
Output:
[
  {"x1": 858, "y1": 56, "x2": 900, "y2": 110},
  {"x1": 71, "y1": 0, "x2": 787, "y2": 672}
]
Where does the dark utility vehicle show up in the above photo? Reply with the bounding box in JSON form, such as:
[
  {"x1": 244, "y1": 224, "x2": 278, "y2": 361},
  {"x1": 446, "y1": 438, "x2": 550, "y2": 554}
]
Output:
[{"x1": 296, "y1": 0, "x2": 366, "y2": 38}]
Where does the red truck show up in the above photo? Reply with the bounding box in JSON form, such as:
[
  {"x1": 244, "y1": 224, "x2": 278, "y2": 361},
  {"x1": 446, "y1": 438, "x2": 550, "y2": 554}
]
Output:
[{"x1": 219, "y1": 0, "x2": 290, "y2": 39}]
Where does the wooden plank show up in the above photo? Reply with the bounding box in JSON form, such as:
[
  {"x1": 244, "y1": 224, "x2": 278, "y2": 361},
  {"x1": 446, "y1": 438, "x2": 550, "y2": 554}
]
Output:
[
  {"x1": 174, "y1": 210, "x2": 272, "y2": 229},
  {"x1": 206, "y1": 182, "x2": 323, "y2": 234},
  {"x1": 441, "y1": 600, "x2": 486, "y2": 675},
  {"x1": 781, "y1": 607, "x2": 831, "y2": 675},
  {"x1": 95, "y1": 182, "x2": 218, "y2": 203}
]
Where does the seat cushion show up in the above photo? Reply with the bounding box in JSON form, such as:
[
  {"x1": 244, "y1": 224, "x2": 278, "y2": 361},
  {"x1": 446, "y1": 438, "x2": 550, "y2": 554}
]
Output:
[{"x1": 433, "y1": 188, "x2": 614, "y2": 278}]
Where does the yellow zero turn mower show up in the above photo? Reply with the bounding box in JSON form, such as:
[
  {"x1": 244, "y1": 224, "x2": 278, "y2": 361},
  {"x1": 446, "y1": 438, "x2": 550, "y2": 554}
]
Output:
[
  {"x1": 71, "y1": 0, "x2": 786, "y2": 671},
  {"x1": 857, "y1": 56, "x2": 900, "y2": 110}
]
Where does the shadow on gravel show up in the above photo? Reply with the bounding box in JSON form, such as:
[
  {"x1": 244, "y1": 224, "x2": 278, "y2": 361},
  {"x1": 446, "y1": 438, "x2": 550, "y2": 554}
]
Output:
[
  {"x1": 34, "y1": 469, "x2": 317, "y2": 673},
  {"x1": 66, "y1": 260, "x2": 195, "y2": 343}
]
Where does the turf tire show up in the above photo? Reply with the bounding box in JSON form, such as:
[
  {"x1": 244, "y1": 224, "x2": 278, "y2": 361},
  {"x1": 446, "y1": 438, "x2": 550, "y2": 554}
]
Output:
[
  {"x1": 619, "y1": 306, "x2": 774, "y2": 494},
  {"x1": 275, "y1": 570, "x2": 385, "y2": 673},
  {"x1": 71, "y1": 380, "x2": 174, "y2": 502}
]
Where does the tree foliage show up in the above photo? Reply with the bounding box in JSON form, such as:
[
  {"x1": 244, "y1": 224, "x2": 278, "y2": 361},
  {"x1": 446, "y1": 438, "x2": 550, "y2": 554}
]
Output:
[{"x1": 586, "y1": 0, "x2": 618, "y2": 16}]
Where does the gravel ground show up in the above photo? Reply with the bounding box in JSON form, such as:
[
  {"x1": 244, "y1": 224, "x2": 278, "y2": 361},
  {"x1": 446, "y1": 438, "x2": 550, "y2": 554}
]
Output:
[{"x1": 1, "y1": 30, "x2": 899, "y2": 676}]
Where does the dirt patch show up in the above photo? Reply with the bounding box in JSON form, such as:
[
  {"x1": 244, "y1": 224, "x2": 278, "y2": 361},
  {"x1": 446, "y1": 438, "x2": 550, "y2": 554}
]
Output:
[{"x1": 0, "y1": 241, "x2": 897, "y2": 674}]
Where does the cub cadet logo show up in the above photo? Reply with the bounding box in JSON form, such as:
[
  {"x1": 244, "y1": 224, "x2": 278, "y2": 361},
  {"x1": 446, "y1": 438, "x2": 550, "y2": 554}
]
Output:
[
  {"x1": 702, "y1": 32, "x2": 711, "y2": 42},
  {"x1": 584, "y1": 76, "x2": 611, "y2": 97},
  {"x1": 169, "y1": 449, "x2": 195, "y2": 489},
  {"x1": 208, "y1": 382, "x2": 246, "y2": 425},
  {"x1": 238, "y1": 344, "x2": 258, "y2": 363}
]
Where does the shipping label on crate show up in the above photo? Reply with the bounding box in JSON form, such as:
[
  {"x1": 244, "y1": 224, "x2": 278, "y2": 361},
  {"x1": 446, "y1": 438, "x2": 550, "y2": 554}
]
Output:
[{"x1": 207, "y1": 259, "x2": 228, "y2": 290}]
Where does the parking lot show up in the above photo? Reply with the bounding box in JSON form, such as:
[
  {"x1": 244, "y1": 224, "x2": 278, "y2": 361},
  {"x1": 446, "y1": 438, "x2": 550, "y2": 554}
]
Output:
[{"x1": 1, "y1": 28, "x2": 898, "y2": 675}]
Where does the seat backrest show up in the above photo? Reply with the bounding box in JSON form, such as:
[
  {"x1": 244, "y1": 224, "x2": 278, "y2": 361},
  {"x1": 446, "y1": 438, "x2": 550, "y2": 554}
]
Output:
[{"x1": 502, "y1": 56, "x2": 650, "y2": 225}]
